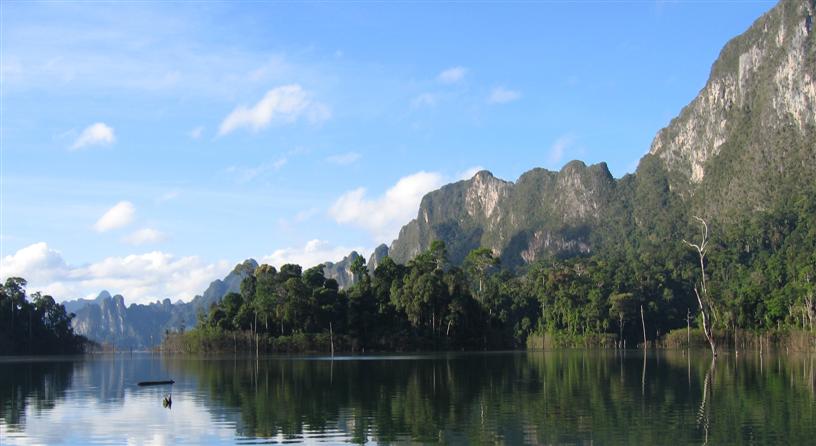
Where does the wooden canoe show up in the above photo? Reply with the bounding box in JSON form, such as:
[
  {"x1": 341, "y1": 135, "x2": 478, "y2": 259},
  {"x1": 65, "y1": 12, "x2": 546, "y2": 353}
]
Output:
[{"x1": 137, "y1": 380, "x2": 175, "y2": 386}]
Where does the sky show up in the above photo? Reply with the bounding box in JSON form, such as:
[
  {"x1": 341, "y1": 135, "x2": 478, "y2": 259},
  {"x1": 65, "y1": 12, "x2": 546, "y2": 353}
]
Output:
[{"x1": 1, "y1": 0, "x2": 775, "y2": 305}]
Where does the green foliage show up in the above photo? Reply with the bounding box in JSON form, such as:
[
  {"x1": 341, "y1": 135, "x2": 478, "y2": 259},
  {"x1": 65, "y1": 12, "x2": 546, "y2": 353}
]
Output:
[
  {"x1": 0, "y1": 278, "x2": 88, "y2": 355},
  {"x1": 169, "y1": 183, "x2": 816, "y2": 353}
]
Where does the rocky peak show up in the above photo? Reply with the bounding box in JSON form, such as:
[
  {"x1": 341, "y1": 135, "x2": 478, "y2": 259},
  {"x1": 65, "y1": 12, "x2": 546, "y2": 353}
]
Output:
[
  {"x1": 554, "y1": 161, "x2": 614, "y2": 222},
  {"x1": 387, "y1": 160, "x2": 618, "y2": 267},
  {"x1": 465, "y1": 170, "x2": 511, "y2": 220},
  {"x1": 648, "y1": 0, "x2": 815, "y2": 188},
  {"x1": 323, "y1": 251, "x2": 363, "y2": 289},
  {"x1": 368, "y1": 244, "x2": 390, "y2": 272}
]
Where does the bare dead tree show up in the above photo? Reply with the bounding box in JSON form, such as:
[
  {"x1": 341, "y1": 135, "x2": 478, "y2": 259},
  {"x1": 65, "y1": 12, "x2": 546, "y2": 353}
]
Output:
[
  {"x1": 640, "y1": 304, "x2": 648, "y2": 348},
  {"x1": 804, "y1": 272, "x2": 814, "y2": 332},
  {"x1": 684, "y1": 216, "x2": 717, "y2": 358},
  {"x1": 697, "y1": 356, "x2": 716, "y2": 445},
  {"x1": 687, "y1": 308, "x2": 692, "y2": 348}
]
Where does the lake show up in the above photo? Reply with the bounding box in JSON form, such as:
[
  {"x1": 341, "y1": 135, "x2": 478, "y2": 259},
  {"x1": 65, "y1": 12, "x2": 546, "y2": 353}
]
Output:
[{"x1": 1, "y1": 350, "x2": 814, "y2": 445}]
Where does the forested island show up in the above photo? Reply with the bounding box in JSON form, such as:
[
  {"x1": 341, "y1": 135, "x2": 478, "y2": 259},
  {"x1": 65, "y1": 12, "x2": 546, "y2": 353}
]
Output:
[
  {"x1": 0, "y1": 278, "x2": 89, "y2": 355},
  {"x1": 163, "y1": 183, "x2": 816, "y2": 354}
]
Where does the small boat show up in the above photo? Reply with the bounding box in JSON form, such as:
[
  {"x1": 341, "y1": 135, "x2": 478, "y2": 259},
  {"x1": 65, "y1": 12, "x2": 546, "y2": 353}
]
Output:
[
  {"x1": 162, "y1": 394, "x2": 172, "y2": 408},
  {"x1": 138, "y1": 380, "x2": 175, "y2": 386}
]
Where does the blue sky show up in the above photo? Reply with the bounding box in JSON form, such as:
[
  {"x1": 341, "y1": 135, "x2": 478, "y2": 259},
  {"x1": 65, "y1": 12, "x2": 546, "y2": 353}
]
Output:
[{"x1": 1, "y1": 0, "x2": 774, "y2": 304}]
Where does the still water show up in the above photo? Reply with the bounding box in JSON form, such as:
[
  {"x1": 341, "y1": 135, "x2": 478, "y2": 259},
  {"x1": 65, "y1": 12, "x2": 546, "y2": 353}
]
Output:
[{"x1": 1, "y1": 350, "x2": 815, "y2": 445}]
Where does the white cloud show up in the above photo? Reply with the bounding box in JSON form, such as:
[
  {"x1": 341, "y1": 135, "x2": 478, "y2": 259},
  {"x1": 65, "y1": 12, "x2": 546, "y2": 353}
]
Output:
[
  {"x1": 189, "y1": 126, "x2": 204, "y2": 139},
  {"x1": 438, "y1": 66, "x2": 467, "y2": 84},
  {"x1": 122, "y1": 228, "x2": 166, "y2": 245},
  {"x1": 70, "y1": 122, "x2": 115, "y2": 150},
  {"x1": 1, "y1": 242, "x2": 230, "y2": 304},
  {"x1": 218, "y1": 84, "x2": 331, "y2": 135},
  {"x1": 457, "y1": 166, "x2": 485, "y2": 181},
  {"x1": 547, "y1": 134, "x2": 576, "y2": 167},
  {"x1": 7, "y1": 391, "x2": 237, "y2": 446},
  {"x1": 261, "y1": 239, "x2": 363, "y2": 270},
  {"x1": 329, "y1": 171, "x2": 444, "y2": 242},
  {"x1": 411, "y1": 92, "x2": 437, "y2": 108},
  {"x1": 93, "y1": 201, "x2": 135, "y2": 232},
  {"x1": 487, "y1": 86, "x2": 521, "y2": 104},
  {"x1": 0, "y1": 242, "x2": 70, "y2": 285},
  {"x1": 326, "y1": 152, "x2": 361, "y2": 165}
]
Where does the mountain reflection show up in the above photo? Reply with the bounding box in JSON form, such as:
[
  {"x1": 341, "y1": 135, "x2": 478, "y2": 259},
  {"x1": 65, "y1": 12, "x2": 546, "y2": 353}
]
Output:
[{"x1": 1, "y1": 351, "x2": 815, "y2": 445}]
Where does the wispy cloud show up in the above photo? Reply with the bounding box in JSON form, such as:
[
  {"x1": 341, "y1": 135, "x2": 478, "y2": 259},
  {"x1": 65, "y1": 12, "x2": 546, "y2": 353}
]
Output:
[
  {"x1": 225, "y1": 157, "x2": 288, "y2": 183},
  {"x1": 411, "y1": 92, "x2": 437, "y2": 108},
  {"x1": 487, "y1": 86, "x2": 521, "y2": 104},
  {"x1": 189, "y1": 126, "x2": 204, "y2": 139},
  {"x1": 547, "y1": 134, "x2": 582, "y2": 168},
  {"x1": 218, "y1": 84, "x2": 331, "y2": 135},
  {"x1": 437, "y1": 66, "x2": 467, "y2": 84},
  {"x1": 277, "y1": 207, "x2": 321, "y2": 231},
  {"x1": 156, "y1": 190, "x2": 180, "y2": 203},
  {"x1": 70, "y1": 122, "x2": 115, "y2": 150},
  {"x1": 93, "y1": 201, "x2": 135, "y2": 232},
  {"x1": 122, "y1": 228, "x2": 166, "y2": 245},
  {"x1": 326, "y1": 152, "x2": 361, "y2": 166}
]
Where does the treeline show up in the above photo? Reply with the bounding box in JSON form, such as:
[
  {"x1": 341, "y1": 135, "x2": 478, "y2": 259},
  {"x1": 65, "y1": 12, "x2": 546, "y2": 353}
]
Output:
[
  {"x1": 0, "y1": 278, "x2": 89, "y2": 355},
  {"x1": 170, "y1": 186, "x2": 816, "y2": 353},
  {"x1": 171, "y1": 241, "x2": 533, "y2": 352}
]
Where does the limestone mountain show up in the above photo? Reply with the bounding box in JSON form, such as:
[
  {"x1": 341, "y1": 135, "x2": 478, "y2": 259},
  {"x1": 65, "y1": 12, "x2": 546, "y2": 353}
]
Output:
[
  {"x1": 388, "y1": 162, "x2": 618, "y2": 267},
  {"x1": 368, "y1": 244, "x2": 390, "y2": 272},
  {"x1": 63, "y1": 290, "x2": 112, "y2": 315},
  {"x1": 322, "y1": 251, "x2": 363, "y2": 289},
  {"x1": 385, "y1": 0, "x2": 815, "y2": 268},
  {"x1": 649, "y1": 0, "x2": 815, "y2": 220},
  {"x1": 69, "y1": 259, "x2": 258, "y2": 348}
]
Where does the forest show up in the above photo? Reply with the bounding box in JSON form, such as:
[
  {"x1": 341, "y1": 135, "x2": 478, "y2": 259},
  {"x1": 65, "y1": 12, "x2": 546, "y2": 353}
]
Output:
[
  {"x1": 0, "y1": 277, "x2": 88, "y2": 355},
  {"x1": 165, "y1": 184, "x2": 816, "y2": 353}
]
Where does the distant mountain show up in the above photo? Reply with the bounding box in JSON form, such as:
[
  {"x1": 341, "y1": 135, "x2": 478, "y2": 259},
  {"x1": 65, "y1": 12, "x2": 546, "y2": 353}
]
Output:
[
  {"x1": 367, "y1": 244, "x2": 390, "y2": 272},
  {"x1": 63, "y1": 290, "x2": 112, "y2": 315},
  {"x1": 69, "y1": 259, "x2": 257, "y2": 348},
  {"x1": 323, "y1": 251, "x2": 363, "y2": 289}
]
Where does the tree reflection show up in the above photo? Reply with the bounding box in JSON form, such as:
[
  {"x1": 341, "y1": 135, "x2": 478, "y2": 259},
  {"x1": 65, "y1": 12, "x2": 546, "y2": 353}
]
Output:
[
  {"x1": 2, "y1": 352, "x2": 815, "y2": 445},
  {"x1": 0, "y1": 360, "x2": 74, "y2": 428},
  {"x1": 166, "y1": 351, "x2": 816, "y2": 445}
]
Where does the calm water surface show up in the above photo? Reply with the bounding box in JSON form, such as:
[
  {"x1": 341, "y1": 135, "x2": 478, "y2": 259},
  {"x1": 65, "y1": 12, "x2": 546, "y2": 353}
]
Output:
[{"x1": 1, "y1": 350, "x2": 815, "y2": 445}]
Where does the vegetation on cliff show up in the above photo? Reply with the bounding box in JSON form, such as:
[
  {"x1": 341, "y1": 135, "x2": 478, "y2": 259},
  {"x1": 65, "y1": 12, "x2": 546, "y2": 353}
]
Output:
[{"x1": 166, "y1": 184, "x2": 816, "y2": 353}]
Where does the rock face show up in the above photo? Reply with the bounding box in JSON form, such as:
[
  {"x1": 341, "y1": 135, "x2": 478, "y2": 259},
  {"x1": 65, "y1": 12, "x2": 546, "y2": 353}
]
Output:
[
  {"x1": 323, "y1": 251, "x2": 363, "y2": 289},
  {"x1": 367, "y1": 244, "x2": 390, "y2": 272},
  {"x1": 648, "y1": 0, "x2": 815, "y2": 216},
  {"x1": 63, "y1": 290, "x2": 111, "y2": 315},
  {"x1": 69, "y1": 259, "x2": 257, "y2": 348},
  {"x1": 388, "y1": 164, "x2": 616, "y2": 267},
  {"x1": 386, "y1": 0, "x2": 815, "y2": 266}
]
